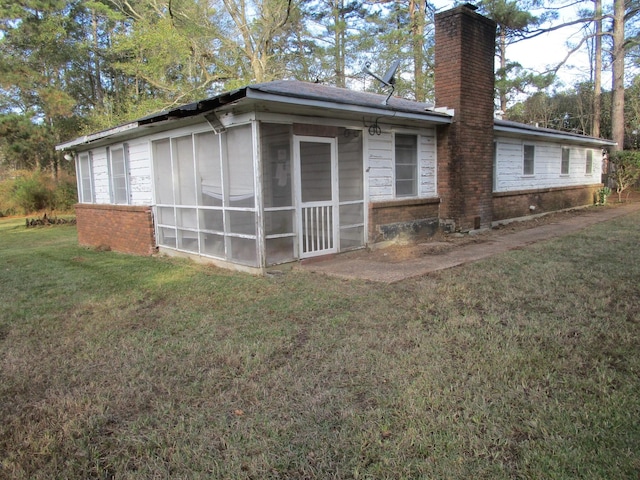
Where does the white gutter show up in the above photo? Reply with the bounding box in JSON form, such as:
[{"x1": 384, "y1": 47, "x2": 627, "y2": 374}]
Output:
[{"x1": 55, "y1": 121, "x2": 140, "y2": 151}]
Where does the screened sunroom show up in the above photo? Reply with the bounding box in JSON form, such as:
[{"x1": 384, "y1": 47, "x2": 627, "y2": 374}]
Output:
[{"x1": 151, "y1": 120, "x2": 366, "y2": 269}]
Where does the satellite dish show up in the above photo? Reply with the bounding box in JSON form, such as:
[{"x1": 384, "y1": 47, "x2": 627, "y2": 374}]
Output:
[
  {"x1": 381, "y1": 60, "x2": 400, "y2": 86},
  {"x1": 362, "y1": 60, "x2": 400, "y2": 105}
]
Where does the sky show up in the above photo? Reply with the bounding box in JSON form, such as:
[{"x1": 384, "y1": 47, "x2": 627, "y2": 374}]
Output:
[{"x1": 432, "y1": 0, "x2": 600, "y2": 90}]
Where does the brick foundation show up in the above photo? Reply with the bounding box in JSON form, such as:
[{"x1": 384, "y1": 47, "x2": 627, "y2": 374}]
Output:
[
  {"x1": 492, "y1": 185, "x2": 602, "y2": 221},
  {"x1": 75, "y1": 204, "x2": 156, "y2": 255},
  {"x1": 369, "y1": 198, "x2": 440, "y2": 242}
]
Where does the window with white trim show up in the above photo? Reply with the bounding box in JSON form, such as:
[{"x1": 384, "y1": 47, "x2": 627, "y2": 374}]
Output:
[
  {"x1": 561, "y1": 147, "x2": 570, "y2": 174},
  {"x1": 585, "y1": 149, "x2": 593, "y2": 174},
  {"x1": 395, "y1": 133, "x2": 417, "y2": 197},
  {"x1": 109, "y1": 145, "x2": 129, "y2": 204},
  {"x1": 523, "y1": 144, "x2": 535, "y2": 176},
  {"x1": 77, "y1": 152, "x2": 94, "y2": 203}
]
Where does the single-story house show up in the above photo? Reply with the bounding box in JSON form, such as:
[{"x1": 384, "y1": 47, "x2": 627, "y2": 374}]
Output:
[{"x1": 56, "y1": 4, "x2": 615, "y2": 274}]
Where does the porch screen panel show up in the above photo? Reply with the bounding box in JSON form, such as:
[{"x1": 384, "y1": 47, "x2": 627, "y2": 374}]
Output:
[
  {"x1": 338, "y1": 130, "x2": 364, "y2": 250},
  {"x1": 173, "y1": 135, "x2": 196, "y2": 205},
  {"x1": 261, "y1": 123, "x2": 292, "y2": 208},
  {"x1": 226, "y1": 124, "x2": 255, "y2": 208},
  {"x1": 262, "y1": 123, "x2": 295, "y2": 265},
  {"x1": 300, "y1": 142, "x2": 332, "y2": 203},
  {"x1": 153, "y1": 139, "x2": 173, "y2": 205},
  {"x1": 196, "y1": 131, "x2": 222, "y2": 207},
  {"x1": 338, "y1": 131, "x2": 363, "y2": 202}
]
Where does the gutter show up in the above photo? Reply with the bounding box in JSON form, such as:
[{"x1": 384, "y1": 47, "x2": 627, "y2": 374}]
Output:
[{"x1": 494, "y1": 123, "x2": 617, "y2": 147}]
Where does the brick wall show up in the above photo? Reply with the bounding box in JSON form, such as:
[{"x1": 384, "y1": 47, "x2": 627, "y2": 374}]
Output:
[
  {"x1": 369, "y1": 198, "x2": 440, "y2": 242},
  {"x1": 435, "y1": 5, "x2": 496, "y2": 231},
  {"x1": 75, "y1": 204, "x2": 156, "y2": 255},
  {"x1": 493, "y1": 185, "x2": 602, "y2": 221}
]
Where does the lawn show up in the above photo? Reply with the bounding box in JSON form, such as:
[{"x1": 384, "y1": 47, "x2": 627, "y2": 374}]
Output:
[{"x1": 1, "y1": 212, "x2": 639, "y2": 479}]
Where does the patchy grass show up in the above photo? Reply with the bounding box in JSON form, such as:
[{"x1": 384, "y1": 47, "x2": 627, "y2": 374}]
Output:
[{"x1": 1, "y1": 213, "x2": 639, "y2": 479}]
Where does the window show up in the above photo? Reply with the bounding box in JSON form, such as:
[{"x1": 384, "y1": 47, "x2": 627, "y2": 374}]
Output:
[
  {"x1": 109, "y1": 145, "x2": 129, "y2": 204},
  {"x1": 585, "y1": 150, "x2": 593, "y2": 174},
  {"x1": 77, "y1": 152, "x2": 94, "y2": 203},
  {"x1": 395, "y1": 134, "x2": 417, "y2": 197},
  {"x1": 523, "y1": 144, "x2": 535, "y2": 175},
  {"x1": 561, "y1": 147, "x2": 570, "y2": 174}
]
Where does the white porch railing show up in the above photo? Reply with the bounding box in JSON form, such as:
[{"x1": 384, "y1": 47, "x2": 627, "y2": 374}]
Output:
[{"x1": 301, "y1": 204, "x2": 334, "y2": 256}]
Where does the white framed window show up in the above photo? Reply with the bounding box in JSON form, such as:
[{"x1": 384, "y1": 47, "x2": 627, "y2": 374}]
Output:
[
  {"x1": 395, "y1": 133, "x2": 417, "y2": 197},
  {"x1": 523, "y1": 144, "x2": 535, "y2": 176},
  {"x1": 561, "y1": 147, "x2": 570, "y2": 175},
  {"x1": 109, "y1": 145, "x2": 130, "y2": 204},
  {"x1": 585, "y1": 149, "x2": 593, "y2": 174},
  {"x1": 77, "y1": 152, "x2": 94, "y2": 203}
]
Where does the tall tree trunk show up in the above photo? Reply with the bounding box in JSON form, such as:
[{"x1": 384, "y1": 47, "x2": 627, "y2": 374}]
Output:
[
  {"x1": 499, "y1": 29, "x2": 508, "y2": 114},
  {"x1": 333, "y1": 0, "x2": 345, "y2": 88},
  {"x1": 410, "y1": 0, "x2": 426, "y2": 101},
  {"x1": 592, "y1": 0, "x2": 602, "y2": 138},
  {"x1": 92, "y1": 9, "x2": 104, "y2": 107},
  {"x1": 611, "y1": 0, "x2": 625, "y2": 151}
]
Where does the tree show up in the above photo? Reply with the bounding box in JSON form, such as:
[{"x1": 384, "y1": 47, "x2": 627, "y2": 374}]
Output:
[
  {"x1": 611, "y1": 0, "x2": 625, "y2": 151},
  {"x1": 0, "y1": 0, "x2": 87, "y2": 175},
  {"x1": 609, "y1": 150, "x2": 640, "y2": 201},
  {"x1": 592, "y1": 0, "x2": 603, "y2": 138},
  {"x1": 478, "y1": 0, "x2": 555, "y2": 113}
]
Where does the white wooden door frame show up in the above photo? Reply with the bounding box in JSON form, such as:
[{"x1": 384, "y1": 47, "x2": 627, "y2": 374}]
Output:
[{"x1": 293, "y1": 135, "x2": 339, "y2": 258}]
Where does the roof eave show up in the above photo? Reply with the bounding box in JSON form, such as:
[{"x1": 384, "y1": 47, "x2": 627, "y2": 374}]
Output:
[
  {"x1": 56, "y1": 121, "x2": 140, "y2": 151},
  {"x1": 494, "y1": 124, "x2": 617, "y2": 147},
  {"x1": 245, "y1": 89, "x2": 452, "y2": 125}
]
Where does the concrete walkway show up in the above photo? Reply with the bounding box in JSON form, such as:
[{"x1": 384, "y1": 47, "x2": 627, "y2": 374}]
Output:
[{"x1": 300, "y1": 202, "x2": 640, "y2": 283}]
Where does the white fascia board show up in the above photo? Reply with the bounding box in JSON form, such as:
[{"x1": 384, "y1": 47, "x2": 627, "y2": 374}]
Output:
[
  {"x1": 55, "y1": 122, "x2": 140, "y2": 151},
  {"x1": 494, "y1": 124, "x2": 616, "y2": 147},
  {"x1": 245, "y1": 90, "x2": 452, "y2": 125}
]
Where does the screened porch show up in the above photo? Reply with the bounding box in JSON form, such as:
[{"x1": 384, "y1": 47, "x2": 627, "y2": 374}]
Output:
[{"x1": 152, "y1": 121, "x2": 365, "y2": 269}]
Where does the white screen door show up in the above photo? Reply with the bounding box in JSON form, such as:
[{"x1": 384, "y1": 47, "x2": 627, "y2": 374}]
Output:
[{"x1": 294, "y1": 136, "x2": 338, "y2": 258}]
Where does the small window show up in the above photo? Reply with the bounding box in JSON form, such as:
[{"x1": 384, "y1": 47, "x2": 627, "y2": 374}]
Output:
[
  {"x1": 77, "y1": 152, "x2": 94, "y2": 203},
  {"x1": 561, "y1": 147, "x2": 570, "y2": 175},
  {"x1": 109, "y1": 145, "x2": 129, "y2": 204},
  {"x1": 585, "y1": 150, "x2": 593, "y2": 174},
  {"x1": 523, "y1": 144, "x2": 535, "y2": 175},
  {"x1": 395, "y1": 134, "x2": 417, "y2": 197}
]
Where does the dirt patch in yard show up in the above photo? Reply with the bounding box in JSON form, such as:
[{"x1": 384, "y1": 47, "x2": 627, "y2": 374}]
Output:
[{"x1": 364, "y1": 206, "x2": 596, "y2": 263}]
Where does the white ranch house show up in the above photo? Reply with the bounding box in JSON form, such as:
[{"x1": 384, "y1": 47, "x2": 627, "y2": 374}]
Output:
[{"x1": 57, "y1": 5, "x2": 615, "y2": 273}]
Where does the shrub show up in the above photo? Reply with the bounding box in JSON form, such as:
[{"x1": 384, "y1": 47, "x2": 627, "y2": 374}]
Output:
[
  {"x1": 609, "y1": 151, "x2": 640, "y2": 202},
  {"x1": 0, "y1": 170, "x2": 77, "y2": 216},
  {"x1": 52, "y1": 173, "x2": 78, "y2": 211}
]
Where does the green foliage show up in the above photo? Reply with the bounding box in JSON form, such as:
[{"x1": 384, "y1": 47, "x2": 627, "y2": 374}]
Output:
[
  {"x1": 595, "y1": 186, "x2": 611, "y2": 205},
  {"x1": 12, "y1": 174, "x2": 52, "y2": 214},
  {"x1": 609, "y1": 150, "x2": 640, "y2": 202},
  {"x1": 0, "y1": 170, "x2": 77, "y2": 216}
]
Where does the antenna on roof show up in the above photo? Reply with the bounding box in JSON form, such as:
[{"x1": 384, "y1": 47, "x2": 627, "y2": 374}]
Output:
[{"x1": 363, "y1": 60, "x2": 400, "y2": 105}]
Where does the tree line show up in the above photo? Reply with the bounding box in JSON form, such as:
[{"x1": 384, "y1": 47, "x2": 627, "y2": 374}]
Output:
[{"x1": 0, "y1": 0, "x2": 639, "y2": 181}]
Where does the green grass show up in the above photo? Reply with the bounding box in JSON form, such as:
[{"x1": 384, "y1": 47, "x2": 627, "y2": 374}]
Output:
[{"x1": 1, "y1": 214, "x2": 639, "y2": 479}]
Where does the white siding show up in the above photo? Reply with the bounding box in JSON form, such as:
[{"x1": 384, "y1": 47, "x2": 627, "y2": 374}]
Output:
[
  {"x1": 128, "y1": 139, "x2": 152, "y2": 205},
  {"x1": 367, "y1": 128, "x2": 437, "y2": 201},
  {"x1": 368, "y1": 132, "x2": 394, "y2": 200},
  {"x1": 419, "y1": 130, "x2": 437, "y2": 197},
  {"x1": 494, "y1": 136, "x2": 601, "y2": 193},
  {"x1": 91, "y1": 147, "x2": 110, "y2": 204}
]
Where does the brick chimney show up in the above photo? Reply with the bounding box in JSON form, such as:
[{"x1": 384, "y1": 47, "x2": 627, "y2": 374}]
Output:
[{"x1": 435, "y1": 4, "x2": 496, "y2": 231}]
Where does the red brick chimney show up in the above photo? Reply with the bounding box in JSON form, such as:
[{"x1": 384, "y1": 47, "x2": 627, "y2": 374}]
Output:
[{"x1": 435, "y1": 4, "x2": 496, "y2": 231}]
